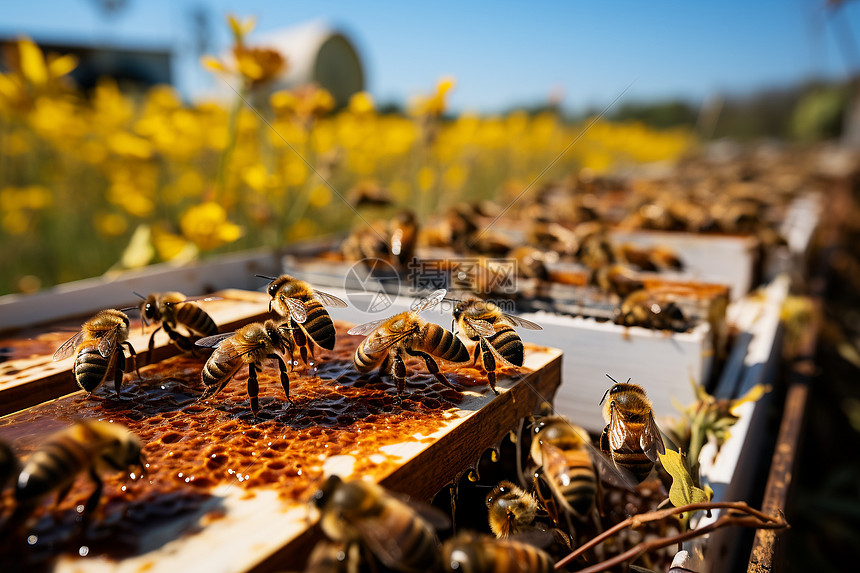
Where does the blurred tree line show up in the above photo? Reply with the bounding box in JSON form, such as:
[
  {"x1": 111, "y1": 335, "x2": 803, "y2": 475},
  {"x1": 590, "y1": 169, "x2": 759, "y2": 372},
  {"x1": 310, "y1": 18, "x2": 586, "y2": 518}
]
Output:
[{"x1": 574, "y1": 78, "x2": 856, "y2": 143}]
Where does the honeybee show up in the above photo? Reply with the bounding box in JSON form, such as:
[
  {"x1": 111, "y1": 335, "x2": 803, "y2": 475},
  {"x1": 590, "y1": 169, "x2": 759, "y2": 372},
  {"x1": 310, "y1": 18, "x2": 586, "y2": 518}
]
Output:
[
  {"x1": 451, "y1": 295, "x2": 542, "y2": 394},
  {"x1": 615, "y1": 289, "x2": 688, "y2": 332},
  {"x1": 618, "y1": 243, "x2": 684, "y2": 272},
  {"x1": 530, "y1": 416, "x2": 597, "y2": 520},
  {"x1": 599, "y1": 377, "x2": 665, "y2": 482},
  {"x1": 485, "y1": 480, "x2": 546, "y2": 539},
  {"x1": 52, "y1": 309, "x2": 139, "y2": 396},
  {"x1": 440, "y1": 532, "x2": 554, "y2": 573},
  {"x1": 135, "y1": 291, "x2": 219, "y2": 362},
  {"x1": 312, "y1": 475, "x2": 444, "y2": 573},
  {"x1": 196, "y1": 319, "x2": 298, "y2": 418},
  {"x1": 389, "y1": 209, "x2": 419, "y2": 266},
  {"x1": 262, "y1": 274, "x2": 347, "y2": 363},
  {"x1": 591, "y1": 263, "x2": 645, "y2": 298},
  {"x1": 14, "y1": 420, "x2": 145, "y2": 516},
  {"x1": 349, "y1": 289, "x2": 469, "y2": 396}
]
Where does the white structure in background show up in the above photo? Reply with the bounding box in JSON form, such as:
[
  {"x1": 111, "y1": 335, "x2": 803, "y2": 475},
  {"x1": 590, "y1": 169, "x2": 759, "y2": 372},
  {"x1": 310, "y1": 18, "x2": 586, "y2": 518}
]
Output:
[{"x1": 258, "y1": 20, "x2": 364, "y2": 107}]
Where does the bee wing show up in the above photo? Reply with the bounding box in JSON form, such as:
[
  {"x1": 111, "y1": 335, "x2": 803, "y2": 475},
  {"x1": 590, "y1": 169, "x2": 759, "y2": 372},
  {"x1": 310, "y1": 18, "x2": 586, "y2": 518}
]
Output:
[
  {"x1": 464, "y1": 317, "x2": 496, "y2": 338},
  {"x1": 588, "y1": 442, "x2": 639, "y2": 492},
  {"x1": 538, "y1": 442, "x2": 578, "y2": 513},
  {"x1": 641, "y1": 412, "x2": 666, "y2": 462},
  {"x1": 97, "y1": 326, "x2": 121, "y2": 358},
  {"x1": 410, "y1": 288, "x2": 446, "y2": 313},
  {"x1": 313, "y1": 289, "x2": 348, "y2": 308},
  {"x1": 347, "y1": 317, "x2": 390, "y2": 336},
  {"x1": 356, "y1": 499, "x2": 441, "y2": 570},
  {"x1": 502, "y1": 313, "x2": 543, "y2": 330},
  {"x1": 607, "y1": 403, "x2": 629, "y2": 454},
  {"x1": 362, "y1": 331, "x2": 411, "y2": 355},
  {"x1": 52, "y1": 330, "x2": 86, "y2": 361},
  {"x1": 195, "y1": 332, "x2": 236, "y2": 348},
  {"x1": 281, "y1": 296, "x2": 308, "y2": 323}
]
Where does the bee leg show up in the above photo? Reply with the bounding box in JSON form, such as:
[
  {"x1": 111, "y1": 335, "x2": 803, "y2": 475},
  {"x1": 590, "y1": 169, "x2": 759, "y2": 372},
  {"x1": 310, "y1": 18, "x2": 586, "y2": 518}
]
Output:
[
  {"x1": 123, "y1": 341, "x2": 142, "y2": 381},
  {"x1": 405, "y1": 348, "x2": 458, "y2": 391},
  {"x1": 291, "y1": 319, "x2": 311, "y2": 366},
  {"x1": 268, "y1": 353, "x2": 293, "y2": 407},
  {"x1": 84, "y1": 468, "x2": 104, "y2": 514},
  {"x1": 163, "y1": 322, "x2": 194, "y2": 354},
  {"x1": 248, "y1": 364, "x2": 260, "y2": 420},
  {"x1": 114, "y1": 350, "x2": 126, "y2": 398},
  {"x1": 471, "y1": 343, "x2": 481, "y2": 367},
  {"x1": 479, "y1": 339, "x2": 499, "y2": 395},
  {"x1": 146, "y1": 326, "x2": 161, "y2": 364},
  {"x1": 392, "y1": 351, "x2": 407, "y2": 396}
]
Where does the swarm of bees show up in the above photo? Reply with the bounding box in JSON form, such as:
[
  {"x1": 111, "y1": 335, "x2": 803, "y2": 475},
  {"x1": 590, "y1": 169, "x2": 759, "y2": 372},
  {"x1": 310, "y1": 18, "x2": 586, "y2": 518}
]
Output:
[
  {"x1": 308, "y1": 475, "x2": 556, "y2": 573},
  {"x1": 35, "y1": 264, "x2": 687, "y2": 572}
]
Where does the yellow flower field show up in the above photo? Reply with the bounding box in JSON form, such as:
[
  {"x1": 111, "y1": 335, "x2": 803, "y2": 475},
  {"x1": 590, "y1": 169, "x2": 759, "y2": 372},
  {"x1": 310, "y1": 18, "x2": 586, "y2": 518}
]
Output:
[{"x1": 0, "y1": 19, "x2": 695, "y2": 295}]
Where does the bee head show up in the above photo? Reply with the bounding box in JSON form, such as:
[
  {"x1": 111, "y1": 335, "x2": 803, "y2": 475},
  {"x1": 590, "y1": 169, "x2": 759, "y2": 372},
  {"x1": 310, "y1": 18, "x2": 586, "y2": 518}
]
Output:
[{"x1": 312, "y1": 475, "x2": 342, "y2": 510}]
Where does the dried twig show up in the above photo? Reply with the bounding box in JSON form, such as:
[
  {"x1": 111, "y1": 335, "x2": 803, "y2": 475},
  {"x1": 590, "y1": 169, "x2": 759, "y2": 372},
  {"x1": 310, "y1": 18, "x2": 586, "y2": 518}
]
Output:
[{"x1": 555, "y1": 501, "x2": 787, "y2": 571}]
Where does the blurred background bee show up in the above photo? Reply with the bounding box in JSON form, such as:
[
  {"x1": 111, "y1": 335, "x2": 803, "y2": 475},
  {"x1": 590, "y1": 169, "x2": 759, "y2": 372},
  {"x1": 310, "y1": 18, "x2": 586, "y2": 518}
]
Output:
[
  {"x1": 349, "y1": 289, "x2": 468, "y2": 396},
  {"x1": 599, "y1": 377, "x2": 666, "y2": 483},
  {"x1": 11, "y1": 420, "x2": 145, "y2": 524},
  {"x1": 311, "y1": 475, "x2": 448, "y2": 573},
  {"x1": 485, "y1": 480, "x2": 547, "y2": 539},
  {"x1": 261, "y1": 274, "x2": 347, "y2": 364},
  {"x1": 615, "y1": 289, "x2": 689, "y2": 332},
  {"x1": 134, "y1": 291, "x2": 219, "y2": 362},
  {"x1": 440, "y1": 532, "x2": 554, "y2": 573},
  {"x1": 195, "y1": 319, "x2": 297, "y2": 418},
  {"x1": 52, "y1": 309, "x2": 139, "y2": 396},
  {"x1": 529, "y1": 415, "x2": 598, "y2": 531},
  {"x1": 450, "y1": 294, "x2": 542, "y2": 394}
]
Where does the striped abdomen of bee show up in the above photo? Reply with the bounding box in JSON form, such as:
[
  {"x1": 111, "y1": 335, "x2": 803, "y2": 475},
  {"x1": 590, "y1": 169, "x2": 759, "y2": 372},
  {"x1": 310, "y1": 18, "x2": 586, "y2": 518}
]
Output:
[
  {"x1": 441, "y1": 534, "x2": 553, "y2": 573},
  {"x1": 165, "y1": 302, "x2": 219, "y2": 351},
  {"x1": 295, "y1": 299, "x2": 336, "y2": 353},
  {"x1": 554, "y1": 447, "x2": 597, "y2": 517},
  {"x1": 15, "y1": 420, "x2": 144, "y2": 515},
  {"x1": 599, "y1": 422, "x2": 654, "y2": 482},
  {"x1": 200, "y1": 342, "x2": 244, "y2": 398},
  {"x1": 419, "y1": 322, "x2": 469, "y2": 363},
  {"x1": 74, "y1": 339, "x2": 123, "y2": 394}
]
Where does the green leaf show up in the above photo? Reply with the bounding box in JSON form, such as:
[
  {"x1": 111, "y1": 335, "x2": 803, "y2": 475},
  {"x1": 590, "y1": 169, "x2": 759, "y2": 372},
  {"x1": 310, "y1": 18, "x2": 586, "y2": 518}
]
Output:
[{"x1": 658, "y1": 449, "x2": 712, "y2": 508}]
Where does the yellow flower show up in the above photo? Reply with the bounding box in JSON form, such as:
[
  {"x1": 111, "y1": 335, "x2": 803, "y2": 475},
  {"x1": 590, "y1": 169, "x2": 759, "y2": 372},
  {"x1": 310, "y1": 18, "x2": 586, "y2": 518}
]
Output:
[
  {"x1": 180, "y1": 202, "x2": 243, "y2": 250},
  {"x1": 416, "y1": 166, "x2": 436, "y2": 192},
  {"x1": 94, "y1": 211, "x2": 128, "y2": 237},
  {"x1": 348, "y1": 92, "x2": 375, "y2": 115},
  {"x1": 309, "y1": 185, "x2": 332, "y2": 208},
  {"x1": 203, "y1": 15, "x2": 286, "y2": 89},
  {"x1": 410, "y1": 76, "x2": 455, "y2": 117}
]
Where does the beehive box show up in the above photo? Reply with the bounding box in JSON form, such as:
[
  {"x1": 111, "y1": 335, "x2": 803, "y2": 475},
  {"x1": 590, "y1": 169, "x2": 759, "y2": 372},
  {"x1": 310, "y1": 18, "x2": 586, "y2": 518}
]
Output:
[
  {"x1": 0, "y1": 289, "x2": 561, "y2": 572},
  {"x1": 282, "y1": 256, "x2": 723, "y2": 433}
]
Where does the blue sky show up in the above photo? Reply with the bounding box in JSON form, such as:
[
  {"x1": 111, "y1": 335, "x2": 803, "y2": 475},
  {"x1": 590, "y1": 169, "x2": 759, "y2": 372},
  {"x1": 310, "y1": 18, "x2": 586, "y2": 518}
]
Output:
[{"x1": 3, "y1": 0, "x2": 860, "y2": 113}]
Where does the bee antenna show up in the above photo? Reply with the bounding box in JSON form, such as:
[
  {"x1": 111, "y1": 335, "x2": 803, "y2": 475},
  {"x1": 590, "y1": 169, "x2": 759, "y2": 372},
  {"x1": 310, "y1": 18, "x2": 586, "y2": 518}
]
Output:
[
  {"x1": 599, "y1": 386, "x2": 612, "y2": 406},
  {"x1": 605, "y1": 374, "x2": 619, "y2": 384},
  {"x1": 133, "y1": 291, "x2": 146, "y2": 300},
  {"x1": 119, "y1": 306, "x2": 138, "y2": 313},
  {"x1": 255, "y1": 274, "x2": 277, "y2": 281}
]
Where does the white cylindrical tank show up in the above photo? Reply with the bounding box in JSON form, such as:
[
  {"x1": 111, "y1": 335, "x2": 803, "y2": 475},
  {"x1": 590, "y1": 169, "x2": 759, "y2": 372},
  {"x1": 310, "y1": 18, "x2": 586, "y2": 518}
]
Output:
[{"x1": 259, "y1": 20, "x2": 364, "y2": 107}]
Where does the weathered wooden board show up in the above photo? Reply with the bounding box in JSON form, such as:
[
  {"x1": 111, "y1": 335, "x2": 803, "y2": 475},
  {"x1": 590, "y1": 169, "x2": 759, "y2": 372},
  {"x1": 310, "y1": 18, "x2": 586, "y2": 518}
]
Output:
[{"x1": 0, "y1": 323, "x2": 561, "y2": 573}]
